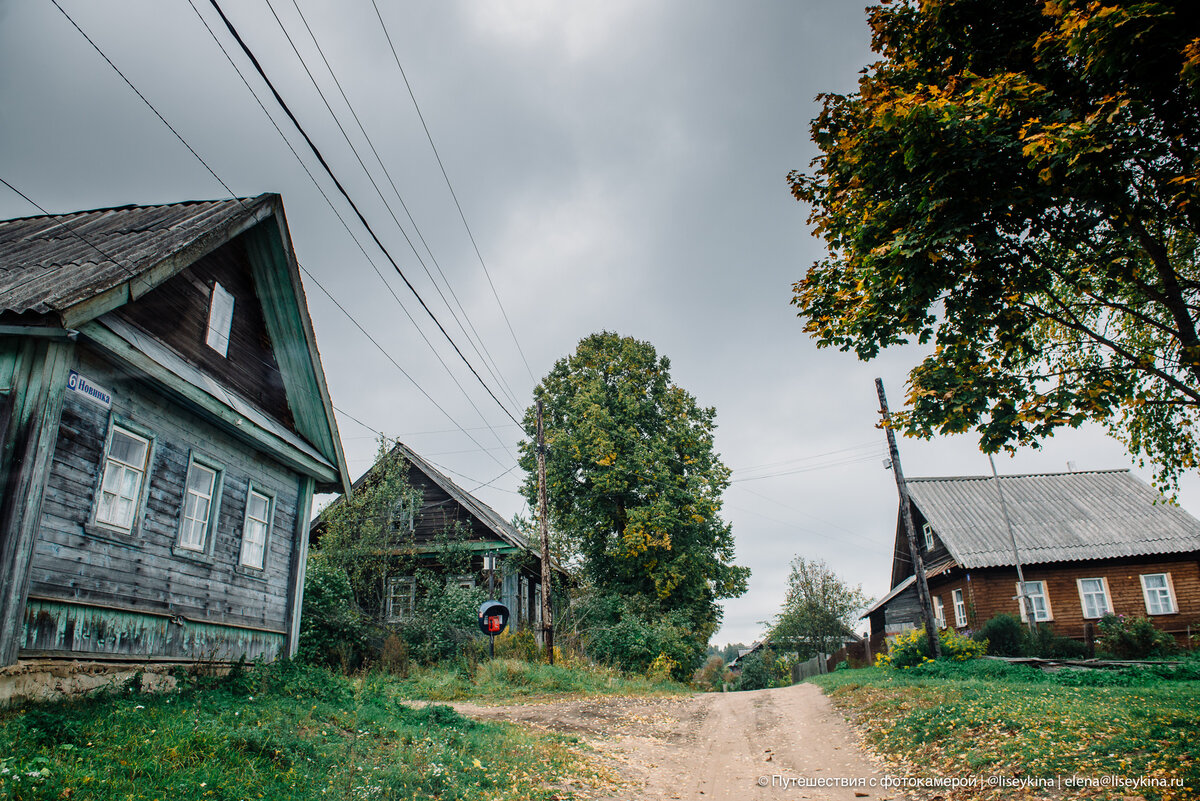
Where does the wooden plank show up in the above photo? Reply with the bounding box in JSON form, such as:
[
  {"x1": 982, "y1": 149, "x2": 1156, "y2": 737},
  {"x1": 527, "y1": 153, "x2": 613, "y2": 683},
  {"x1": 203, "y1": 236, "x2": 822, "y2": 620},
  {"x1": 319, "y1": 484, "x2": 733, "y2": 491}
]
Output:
[
  {"x1": 0, "y1": 337, "x2": 74, "y2": 664},
  {"x1": 286, "y1": 475, "x2": 314, "y2": 657},
  {"x1": 77, "y1": 323, "x2": 338, "y2": 485}
]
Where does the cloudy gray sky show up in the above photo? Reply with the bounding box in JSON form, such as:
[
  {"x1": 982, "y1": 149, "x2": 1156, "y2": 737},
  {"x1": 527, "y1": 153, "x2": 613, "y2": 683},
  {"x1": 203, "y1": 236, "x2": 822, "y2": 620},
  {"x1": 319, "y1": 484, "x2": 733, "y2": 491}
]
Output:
[{"x1": 3, "y1": 0, "x2": 1196, "y2": 647}]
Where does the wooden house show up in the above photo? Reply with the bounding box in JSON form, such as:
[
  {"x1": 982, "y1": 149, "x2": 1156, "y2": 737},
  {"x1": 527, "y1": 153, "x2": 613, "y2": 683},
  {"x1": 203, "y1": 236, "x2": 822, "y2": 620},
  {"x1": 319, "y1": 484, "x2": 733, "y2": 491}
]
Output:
[
  {"x1": 863, "y1": 470, "x2": 1200, "y2": 649},
  {"x1": 0, "y1": 194, "x2": 349, "y2": 667},
  {"x1": 312, "y1": 441, "x2": 563, "y2": 637}
]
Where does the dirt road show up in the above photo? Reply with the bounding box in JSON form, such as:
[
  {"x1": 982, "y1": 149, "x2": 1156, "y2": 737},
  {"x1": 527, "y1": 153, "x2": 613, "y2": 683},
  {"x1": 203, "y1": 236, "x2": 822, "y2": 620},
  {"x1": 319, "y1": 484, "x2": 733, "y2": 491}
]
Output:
[{"x1": 451, "y1": 684, "x2": 903, "y2": 801}]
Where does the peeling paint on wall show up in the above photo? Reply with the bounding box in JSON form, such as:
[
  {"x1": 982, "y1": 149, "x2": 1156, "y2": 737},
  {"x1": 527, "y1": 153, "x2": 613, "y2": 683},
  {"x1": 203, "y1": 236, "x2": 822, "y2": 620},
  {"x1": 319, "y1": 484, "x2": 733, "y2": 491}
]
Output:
[{"x1": 21, "y1": 599, "x2": 283, "y2": 662}]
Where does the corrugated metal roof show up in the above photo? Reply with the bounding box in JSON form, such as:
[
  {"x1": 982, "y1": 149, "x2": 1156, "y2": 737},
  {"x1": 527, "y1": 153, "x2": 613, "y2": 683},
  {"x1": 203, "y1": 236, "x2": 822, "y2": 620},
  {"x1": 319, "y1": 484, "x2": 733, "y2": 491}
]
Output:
[
  {"x1": 0, "y1": 197, "x2": 265, "y2": 319},
  {"x1": 907, "y1": 470, "x2": 1200, "y2": 569}
]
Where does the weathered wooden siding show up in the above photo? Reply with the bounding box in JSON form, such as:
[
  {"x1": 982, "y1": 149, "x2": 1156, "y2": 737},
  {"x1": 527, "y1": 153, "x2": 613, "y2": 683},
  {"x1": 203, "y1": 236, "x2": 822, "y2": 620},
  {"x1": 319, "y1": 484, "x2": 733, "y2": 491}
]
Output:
[
  {"x1": 0, "y1": 335, "x2": 74, "y2": 665},
  {"x1": 928, "y1": 555, "x2": 1200, "y2": 640},
  {"x1": 114, "y1": 234, "x2": 294, "y2": 431},
  {"x1": 409, "y1": 468, "x2": 495, "y2": 546},
  {"x1": 21, "y1": 598, "x2": 283, "y2": 661},
  {"x1": 24, "y1": 344, "x2": 301, "y2": 660}
]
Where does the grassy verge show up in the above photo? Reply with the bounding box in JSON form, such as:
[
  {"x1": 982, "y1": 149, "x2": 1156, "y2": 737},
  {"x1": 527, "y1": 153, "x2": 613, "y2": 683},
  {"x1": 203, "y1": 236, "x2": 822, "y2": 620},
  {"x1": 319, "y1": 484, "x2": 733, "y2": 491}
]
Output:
[
  {"x1": 811, "y1": 660, "x2": 1199, "y2": 800},
  {"x1": 0, "y1": 661, "x2": 606, "y2": 801},
  {"x1": 389, "y1": 657, "x2": 690, "y2": 702}
]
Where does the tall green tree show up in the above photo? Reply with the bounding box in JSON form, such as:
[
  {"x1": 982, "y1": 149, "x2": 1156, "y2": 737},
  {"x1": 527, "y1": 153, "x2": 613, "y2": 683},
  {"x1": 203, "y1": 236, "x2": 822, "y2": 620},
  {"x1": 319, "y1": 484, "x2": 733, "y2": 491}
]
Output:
[
  {"x1": 519, "y1": 332, "x2": 749, "y2": 672},
  {"x1": 791, "y1": 0, "x2": 1200, "y2": 491},
  {"x1": 769, "y1": 557, "x2": 869, "y2": 662}
]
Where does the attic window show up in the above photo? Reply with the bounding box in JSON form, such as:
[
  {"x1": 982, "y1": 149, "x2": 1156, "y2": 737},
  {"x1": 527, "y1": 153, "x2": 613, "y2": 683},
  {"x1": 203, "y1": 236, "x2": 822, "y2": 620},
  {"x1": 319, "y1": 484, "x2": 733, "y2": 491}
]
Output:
[
  {"x1": 922, "y1": 522, "x2": 935, "y2": 550},
  {"x1": 205, "y1": 282, "x2": 235, "y2": 357}
]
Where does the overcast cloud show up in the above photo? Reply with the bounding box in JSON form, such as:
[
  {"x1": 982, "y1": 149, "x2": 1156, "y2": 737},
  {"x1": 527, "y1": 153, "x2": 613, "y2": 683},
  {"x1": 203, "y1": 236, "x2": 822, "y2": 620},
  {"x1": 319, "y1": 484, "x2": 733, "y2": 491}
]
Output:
[{"x1": 3, "y1": 0, "x2": 1196, "y2": 646}]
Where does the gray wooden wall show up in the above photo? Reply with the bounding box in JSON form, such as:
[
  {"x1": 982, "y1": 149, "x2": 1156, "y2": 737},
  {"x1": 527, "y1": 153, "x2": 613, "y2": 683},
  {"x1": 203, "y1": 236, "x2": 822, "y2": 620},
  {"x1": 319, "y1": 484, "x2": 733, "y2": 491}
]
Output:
[{"x1": 22, "y1": 345, "x2": 301, "y2": 659}]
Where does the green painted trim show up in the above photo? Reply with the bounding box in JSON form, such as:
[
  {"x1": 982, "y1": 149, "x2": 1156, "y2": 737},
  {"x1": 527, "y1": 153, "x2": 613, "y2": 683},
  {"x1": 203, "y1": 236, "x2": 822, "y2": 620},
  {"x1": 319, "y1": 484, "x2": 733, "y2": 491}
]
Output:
[
  {"x1": 407, "y1": 541, "x2": 519, "y2": 555},
  {"x1": 78, "y1": 322, "x2": 338, "y2": 485},
  {"x1": 243, "y1": 211, "x2": 350, "y2": 496},
  {"x1": 22, "y1": 598, "x2": 286, "y2": 662},
  {"x1": 0, "y1": 338, "x2": 75, "y2": 665},
  {"x1": 287, "y1": 475, "x2": 315, "y2": 657}
]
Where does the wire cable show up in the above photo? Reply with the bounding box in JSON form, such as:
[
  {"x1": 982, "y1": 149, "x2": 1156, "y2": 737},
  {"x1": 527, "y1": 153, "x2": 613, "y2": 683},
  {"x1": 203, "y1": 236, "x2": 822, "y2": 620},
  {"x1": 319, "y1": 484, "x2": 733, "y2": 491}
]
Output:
[
  {"x1": 43, "y1": 1, "x2": 517, "y2": 471},
  {"x1": 284, "y1": 0, "x2": 525, "y2": 411},
  {"x1": 369, "y1": 0, "x2": 536, "y2": 383},
  {"x1": 205, "y1": 0, "x2": 521, "y2": 426}
]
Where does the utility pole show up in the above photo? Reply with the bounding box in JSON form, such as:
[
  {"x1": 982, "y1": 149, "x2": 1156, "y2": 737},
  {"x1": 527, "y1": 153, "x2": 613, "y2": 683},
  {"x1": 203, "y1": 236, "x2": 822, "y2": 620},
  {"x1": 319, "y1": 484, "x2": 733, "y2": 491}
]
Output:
[
  {"x1": 988, "y1": 454, "x2": 1038, "y2": 633},
  {"x1": 536, "y1": 400, "x2": 554, "y2": 664},
  {"x1": 876, "y1": 379, "x2": 942, "y2": 658}
]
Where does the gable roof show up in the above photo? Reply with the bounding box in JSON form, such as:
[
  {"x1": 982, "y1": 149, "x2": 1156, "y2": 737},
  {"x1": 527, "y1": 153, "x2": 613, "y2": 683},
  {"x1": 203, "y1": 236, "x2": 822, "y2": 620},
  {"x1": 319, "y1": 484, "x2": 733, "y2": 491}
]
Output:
[
  {"x1": 388, "y1": 441, "x2": 533, "y2": 553},
  {"x1": 906, "y1": 469, "x2": 1200, "y2": 569},
  {"x1": 0, "y1": 194, "x2": 349, "y2": 494},
  {"x1": 0, "y1": 197, "x2": 271, "y2": 325},
  {"x1": 318, "y1": 441, "x2": 536, "y2": 557}
]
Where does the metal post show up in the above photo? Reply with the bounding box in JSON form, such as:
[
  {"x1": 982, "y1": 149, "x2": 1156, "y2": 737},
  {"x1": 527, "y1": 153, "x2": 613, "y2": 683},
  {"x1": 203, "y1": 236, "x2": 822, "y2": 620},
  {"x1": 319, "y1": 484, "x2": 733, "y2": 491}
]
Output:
[
  {"x1": 537, "y1": 401, "x2": 554, "y2": 664},
  {"x1": 876, "y1": 379, "x2": 942, "y2": 658},
  {"x1": 988, "y1": 454, "x2": 1038, "y2": 632}
]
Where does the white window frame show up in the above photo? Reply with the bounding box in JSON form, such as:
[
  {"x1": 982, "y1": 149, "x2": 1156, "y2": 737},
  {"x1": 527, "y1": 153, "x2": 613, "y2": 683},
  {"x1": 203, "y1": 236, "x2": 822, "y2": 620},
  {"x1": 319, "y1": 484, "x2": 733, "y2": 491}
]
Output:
[
  {"x1": 953, "y1": 588, "x2": 968, "y2": 627},
  {"x1": 933, "y1": 596, "x2": 946, "y2": 629},
  {"x1": 93, "y1": 423, "x2": 152, "y2": 534},
  {"x1": 238, "y1": 484, "x2": 274, "y2": 570},
  {"x1": 205, "y1": 281, "x2": 235, "y2": 357},
  {"x1": 1140, "y1": 573, "x2": 1177, "y2": 616},
  {"x1": 177, "y1": 454, "x2": 222, "y2": 553},
  {"x1": 1076, "y1": 577, "x2": 1112, "y2": 619},
  {"x1": 922, "y1": 523, "x2": 935, "y2": 550},
  {"x1": 386, "y1": 576, "x2": 416, "y2": 622},
  {"x1": 1017, "y1": 580, "x2": 1053, "y2": 622}
]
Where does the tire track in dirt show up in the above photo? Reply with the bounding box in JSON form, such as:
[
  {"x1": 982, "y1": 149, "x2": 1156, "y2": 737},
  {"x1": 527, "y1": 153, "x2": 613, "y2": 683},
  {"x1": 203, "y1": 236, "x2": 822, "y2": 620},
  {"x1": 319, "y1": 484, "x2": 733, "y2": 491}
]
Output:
[{"x1": 444, "y1": 684, "x2": 906, "y2": 801}]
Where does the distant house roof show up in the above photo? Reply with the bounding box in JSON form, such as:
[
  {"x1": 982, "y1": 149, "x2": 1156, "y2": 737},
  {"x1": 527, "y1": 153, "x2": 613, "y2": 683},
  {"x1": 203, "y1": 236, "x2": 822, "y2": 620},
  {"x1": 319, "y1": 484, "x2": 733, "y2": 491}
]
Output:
[
  {"x1": 389, "y1": 441, "x2": 533, "y2": 553},
  {"x1": 907, "y1": 469, "x2": 1200, "y2": 569},
  {"x1": 0, "y1": 197, "x2": 271, "y2": 324}
]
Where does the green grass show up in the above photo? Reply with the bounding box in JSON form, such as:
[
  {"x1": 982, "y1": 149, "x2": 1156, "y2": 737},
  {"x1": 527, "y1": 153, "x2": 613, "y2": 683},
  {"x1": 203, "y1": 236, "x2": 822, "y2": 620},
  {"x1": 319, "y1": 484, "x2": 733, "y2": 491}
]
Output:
[
  {"x1": 390, "y1": 657, "x2": 690, "y2": 702},
  {"x1": 812, "y1": 661, "x2": 1200, "y2": 800},
  {"x1": 0, "y1": 661, "x2": 605, "y2": 800}
]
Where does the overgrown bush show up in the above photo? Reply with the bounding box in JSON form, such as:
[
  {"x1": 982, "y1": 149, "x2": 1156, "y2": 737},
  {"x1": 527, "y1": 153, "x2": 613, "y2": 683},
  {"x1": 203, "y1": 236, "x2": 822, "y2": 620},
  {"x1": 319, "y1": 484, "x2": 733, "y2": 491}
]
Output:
[
  {"x1": 1028, "y1": 625, "x2": 1090, "y2": 659},
  {"x1": 974, "y1": 613, "x2": 1026, "y2": 656},
  {"x1": 492, "y1": 628, "x2": 538, "y2": 661},
  {"x1": 692, "y1": 655, "x2": 726, "y2": 691},
  {"x1": 972, "y1": 614, "x2": 1091, "y2": 659},
  {"x1": 735, "y1": 652, "x2": 771, "y2": 691},
  {"x1": 575, "y1": 593, "x2": 701, "y2": 680},
  {"x1": 296, "y1": 556, "x2": 370, "y2": 670},
  {"x1": 876, "y1": 627, "x2": 987, "y2": 669},
  {"x1": 398, "y1": 570, "x2": 486, "y2": 665},
  {"x1": 1097, "y1": 613, "x2": 1176, "y2": 659}
]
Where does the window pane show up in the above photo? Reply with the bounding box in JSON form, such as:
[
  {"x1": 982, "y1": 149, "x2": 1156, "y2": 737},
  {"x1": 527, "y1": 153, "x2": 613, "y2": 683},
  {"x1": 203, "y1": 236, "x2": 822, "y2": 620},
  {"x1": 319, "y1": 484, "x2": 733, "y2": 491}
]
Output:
[
  {"x1": 109, "y1": 430, "x2": 146, "y2": 466},
  {"x1": 120, "y1": 467, "x2": 140, "y2": 499},
  {"x1": 1144, "y1": 574, "x2": 1167, "y2": 590},
  {"x1": 248, "y1": 493, "x2": 269, "y2": 522},
  {"x1": 188, "y1": 465, "x2": 215, "y2": 497}
]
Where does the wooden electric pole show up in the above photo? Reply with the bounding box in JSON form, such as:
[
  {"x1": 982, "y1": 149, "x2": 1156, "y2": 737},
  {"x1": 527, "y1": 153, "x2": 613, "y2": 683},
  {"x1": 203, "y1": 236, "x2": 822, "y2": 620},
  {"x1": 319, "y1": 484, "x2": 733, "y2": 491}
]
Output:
[
  {"x1": 536, "y1": 401, "x2": 554, "y2": 664},
  {"x1": 876, "y1": 379, "x2": 942, "y2": 659},
  {"x1": 988, "y1": 453, "x2": 1038, "y2": 633}
]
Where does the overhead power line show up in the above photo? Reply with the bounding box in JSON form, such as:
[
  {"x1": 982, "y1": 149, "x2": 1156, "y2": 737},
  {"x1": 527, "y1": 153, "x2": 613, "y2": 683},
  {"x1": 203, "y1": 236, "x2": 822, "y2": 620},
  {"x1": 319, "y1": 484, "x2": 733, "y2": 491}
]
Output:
[
  {"x1": 282, "y1": 0, "x2": 525, "y2": 412},
  {"x1": 261, "y1": 0, "x2": 523, "y2": 415},
  {"x1": 369, "y1": 0, "x2": 536, "y2": 384},
  {"x1": 45, "y1": 1, "x2": 517, "y2": 471},
  {"x1": 204, "y1": 0, "x2": 521, "y2": 426},
  {"x1": 178, "y1": 0, "x2": 514, "y2": 469}
]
